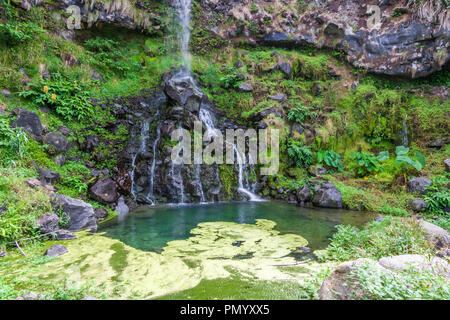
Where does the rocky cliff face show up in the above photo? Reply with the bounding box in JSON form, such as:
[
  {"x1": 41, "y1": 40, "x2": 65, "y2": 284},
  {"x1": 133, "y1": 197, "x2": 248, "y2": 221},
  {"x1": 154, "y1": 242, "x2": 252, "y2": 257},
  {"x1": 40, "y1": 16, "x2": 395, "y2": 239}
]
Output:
[
  {"x1": 198, "y1": 0, "x2": 449, "y2": 78},
  {"x1": 22, "y1": 0, "x2": 448, "y2": 78}
]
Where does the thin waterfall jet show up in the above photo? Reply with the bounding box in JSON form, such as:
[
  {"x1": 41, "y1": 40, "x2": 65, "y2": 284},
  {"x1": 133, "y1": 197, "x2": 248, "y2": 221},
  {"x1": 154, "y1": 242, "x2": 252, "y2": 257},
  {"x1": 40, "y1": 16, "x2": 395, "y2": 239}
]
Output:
[
  {"x1": 147, "y1": 111, "x2": 161, "y2": 204},
  {"x1": 131, "y1": 121, "x2": 150, "y2": 201}
]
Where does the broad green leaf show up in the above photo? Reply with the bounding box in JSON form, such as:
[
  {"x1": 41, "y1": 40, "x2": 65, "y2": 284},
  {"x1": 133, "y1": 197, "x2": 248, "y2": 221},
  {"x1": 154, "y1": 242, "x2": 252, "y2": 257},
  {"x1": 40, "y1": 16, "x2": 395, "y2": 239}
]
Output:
[
  {"x1": 395, "y1": 146, "x2": 409, "y2": 156},
  {"x1": 376, "y1": 151, "x2": 390, "y2": 161},
  {"x1": 415, "y1": 151, "x2": 426, "y2": 168}
]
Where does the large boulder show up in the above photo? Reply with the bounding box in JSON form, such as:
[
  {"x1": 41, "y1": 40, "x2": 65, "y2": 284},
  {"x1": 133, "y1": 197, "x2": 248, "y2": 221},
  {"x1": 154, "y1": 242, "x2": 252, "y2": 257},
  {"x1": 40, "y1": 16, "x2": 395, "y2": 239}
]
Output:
[
  {"x1": 89, "y1": 178, "x2": 120, "y2": 204},
  {"x1": 11, "y1": 109, "x2": 43, "y2": 140},
  {"x1": 45, "y1": 244, "x2": 68, "y2": 258},
  {"x1": 312, "y1": 182, "x2": 343, "y2": 209},
  {"x1": 52, "y1": 194, "x2": 97, "y2": 232},
  {"x1": 378, "y1": 255, "x2": 449, "y2": 278},
  {"x1": 417, "y1": 220, "x2": 450, "y2": 250},
  {"x1": 319, "y1": 255, "x2": 449, "y2": 300},
  {"x1": 43, "y1": 132, "x2": 68, "y2": 154},
  {"x1": 35, "y1": 213, "x2": 60, "y2": 234},
  {"x1": 163, "y1": 70, "x2": 203, "y2": 105},
  {"x1": 407, "y1": 177, "x2": 431, "y2": 194}
]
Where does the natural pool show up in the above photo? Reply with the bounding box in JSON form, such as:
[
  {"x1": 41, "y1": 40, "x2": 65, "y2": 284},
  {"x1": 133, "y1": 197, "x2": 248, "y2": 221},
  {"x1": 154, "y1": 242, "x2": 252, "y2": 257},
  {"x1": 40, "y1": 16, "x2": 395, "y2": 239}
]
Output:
[
  {"x1": 100, "y1": 201, "x2": 374, "y2": 252},
  {"x1": 1, "y1": 202, "x2": 375, "y2": 299}
]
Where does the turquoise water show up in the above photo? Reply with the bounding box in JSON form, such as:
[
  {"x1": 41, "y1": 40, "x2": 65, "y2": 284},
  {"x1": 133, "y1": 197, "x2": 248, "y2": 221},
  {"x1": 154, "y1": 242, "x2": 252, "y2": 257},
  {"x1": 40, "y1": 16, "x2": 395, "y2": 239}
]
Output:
[{"x1": 100, "y1": 201, "x2": 374, "y2": 252}]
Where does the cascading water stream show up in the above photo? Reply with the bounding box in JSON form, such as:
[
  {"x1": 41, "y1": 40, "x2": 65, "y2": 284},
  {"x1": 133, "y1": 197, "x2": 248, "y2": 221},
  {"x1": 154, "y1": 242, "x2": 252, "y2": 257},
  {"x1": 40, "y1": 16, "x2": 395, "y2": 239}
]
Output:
[
  {"x1": 130, "y1": 121, "x2": 150, "y2": 201},
  {"x1": 147, "y1": 111, "x2": 161, "y2": 203},
  {"x1": 200, "y1": 109, "x2": 263, "y2": 201}
]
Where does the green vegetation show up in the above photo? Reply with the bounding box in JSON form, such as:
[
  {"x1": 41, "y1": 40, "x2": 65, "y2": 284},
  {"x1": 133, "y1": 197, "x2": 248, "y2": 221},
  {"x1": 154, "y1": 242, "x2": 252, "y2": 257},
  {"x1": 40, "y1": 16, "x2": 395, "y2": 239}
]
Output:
[
  {"x1": 350, "y1": 261, "x2": 450, "y2": 300},
  {"x1": 287, "y1": 140, "x2": 313, "y2": 168},
  {"x1": 325, "y1": 217, "x2": 430, "y2": 262},
  {"x1": 20, "y1": 74, "x2": 94, "y2": 121}
]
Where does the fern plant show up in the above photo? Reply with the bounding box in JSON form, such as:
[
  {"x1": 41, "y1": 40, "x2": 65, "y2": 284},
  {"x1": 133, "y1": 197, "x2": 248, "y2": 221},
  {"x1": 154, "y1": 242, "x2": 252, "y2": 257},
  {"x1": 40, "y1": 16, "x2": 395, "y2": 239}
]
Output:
[{"x1": 287, "y1": 140, "x2": 313, "y2": 168}]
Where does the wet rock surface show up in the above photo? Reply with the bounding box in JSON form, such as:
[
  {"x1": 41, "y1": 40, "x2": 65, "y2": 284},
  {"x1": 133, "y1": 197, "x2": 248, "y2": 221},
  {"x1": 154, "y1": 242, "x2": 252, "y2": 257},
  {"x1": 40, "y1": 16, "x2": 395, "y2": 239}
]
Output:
[{"x1": 312, "y1": 182, "x2": 343, "y2": 209}]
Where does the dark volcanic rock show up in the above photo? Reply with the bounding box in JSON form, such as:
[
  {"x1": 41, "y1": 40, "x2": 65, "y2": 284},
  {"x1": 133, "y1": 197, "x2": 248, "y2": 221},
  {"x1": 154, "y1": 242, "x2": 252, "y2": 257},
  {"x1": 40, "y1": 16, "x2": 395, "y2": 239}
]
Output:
[
  {"x1": 296, "y1": 184, "x2": 311, "y2": 206},
  {"x1": 268, "y1": 94, "x2": 286, "y2": 102},
  {"x1": 43, "y1": 132, "x2": 68, "y2": 154},
  {"x1": 89, "y1": 178, "x2": 120, "y2": 204},
  {"x1": 54, "y1": 229, "x2": 77, "y2": 240},
  {"x1": 45, "y1": 244, "x2": 68, "y2": 258},
  {"x1": 409, "y1": 198, "x2": 427, "y2": 212},
  {"x1": 39, "y1": 169, "x2": 60, "y2": 185},
  {"x1": 277, "y1": 62, "x2": 292, "y2": 78},
  {"x1": 312, "y1": 182, "x2": 343, "y2": 209},
  {"x1": 11, "y1": 109, "x2": 43, "y2": 140},
  {"x1": 164, "y1": 70, "x2": 203, "y2": 105},
  {"x1": 81, "y1": 135, "x2": 100, "y2": 152},
  {"x1": 237, "y1": 83, "x2": 253, "y2": 92},
  {"x1": 94, "y1": 208, "x2": 109, "y2": 220},
  {"x1": 52, "y1": 194, "x2": 97, "y2": 232},
  {"x1": 36, "y1": 213, "x2": 60, "y2": 234},
  {"x1": 407, "y1": 177, "x2": 431, "y2": 194},
  {"x1": 248, "y1": 107, "x2": 284, "y2": 122}
]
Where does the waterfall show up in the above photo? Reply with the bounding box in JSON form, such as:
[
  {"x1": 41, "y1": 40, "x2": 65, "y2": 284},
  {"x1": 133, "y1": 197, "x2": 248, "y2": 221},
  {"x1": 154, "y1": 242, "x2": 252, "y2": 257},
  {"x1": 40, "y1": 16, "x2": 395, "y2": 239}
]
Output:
[
  {"x1": 200, "y1": 108, "x2": 263, "y2": 202},
  {"x1": 401, "y1": 115, "x2": 409, "y2": 147},
  {"x1": 194, "y1": 164, "x2": 206, "y2": 203},
  {"x1": 175, "y1": 0, "x2": 192, "y2": 71},
  {"x1": 130, "y1": 121, "x2": 150, "y2": 200},
  {"x1": 147, "y1": 111, "x2": 161, "y2": 203}
]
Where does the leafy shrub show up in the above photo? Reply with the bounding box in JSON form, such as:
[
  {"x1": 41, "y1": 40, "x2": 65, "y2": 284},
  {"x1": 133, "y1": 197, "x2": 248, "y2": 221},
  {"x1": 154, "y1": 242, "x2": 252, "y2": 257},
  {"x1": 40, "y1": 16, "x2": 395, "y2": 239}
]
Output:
[
  {"x1": 287, "y1": 140, "x2": 313, "y2": 168},
  {"x1": 351, "y1": 151, "x2": 389, "y2": 177},
  {"x1": 19, "y1": 74, "x2": 94, "y2": 121},
  {"x1": 287, "y1": 103, "x2": 318, "y2": 124},
  {"x1": 219, "y1": 66, "x2": 242, "y2": 89},
  {"x1": 326, "y1": 216, "x2": 430, "y2": 261},
  {"x1": 350, "y1": 261, "x2": 450, "y2": 300},
  {"x1": 424, "y1": 175, "x2": 450, "y2": 215},
  {"x1": 0, "y1": 21, "x2": 42, "y2": 46},
  {"x1": 317, "y1": 149, "x2": 343, "y2": 172}
]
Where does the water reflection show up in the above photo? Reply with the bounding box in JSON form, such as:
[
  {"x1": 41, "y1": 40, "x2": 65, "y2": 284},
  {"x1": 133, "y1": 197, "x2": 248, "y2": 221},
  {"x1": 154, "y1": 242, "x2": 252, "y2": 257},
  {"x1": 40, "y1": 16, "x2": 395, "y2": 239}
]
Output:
[{"x1": 100, "y1": 202, "x2": 374, "y2": 252}]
